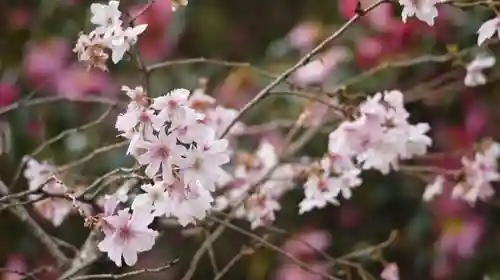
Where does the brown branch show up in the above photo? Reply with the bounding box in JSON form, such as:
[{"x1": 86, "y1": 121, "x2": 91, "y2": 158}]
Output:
[
  {"x1": 0, "y1": 266, "x2": 53, "y2": 280},
  {"x1": 270, "y1": 91, "x2": 345, "y2": 112},
  {"x1": 66, "y1": 258, "x2": 179, "y2": 280},
  {"x1": 208, "y1": 216, "x2": 341, "y2": 280},
  {"x1": 146, "y1": 58, "x2": 279, "y2": 80},
  {"x1": 218, "y1": 0, "x2": 391, "y2": 138},
  {"x1": 56, "y1": 141, "x2": 128, "y2": 173},
  {"x1": 204, "y1": 229, "x2": 220, "y2": 275},
  {"x1": 9, "y1": 106, "x2": 115, "y2": 190},
  {"x1": 58, "y1": 229, "x2": 103, "y2": 280},
  {"x1": 0, "y1": 96, "x2": 121, "y2": 116},
  {"x1": 78, "y1": 166, "x2": 139, "y2": 200},
  {"x1": 125, "y1": 1, "x2": 155, "y2": 93},
  {"x1": 337, "y1": 230, "x2": 398, "y2": 260},
  {"x1": 213, "y1": 245, "x2": 257, "y2": 280},
  {"x1": 0, "y1": 179, "x2": 68, "y2": 266}
]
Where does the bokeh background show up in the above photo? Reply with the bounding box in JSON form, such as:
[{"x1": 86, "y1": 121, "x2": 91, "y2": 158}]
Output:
[{"x1": 1, "y1": 0, "x2": 500, "y2": 279}]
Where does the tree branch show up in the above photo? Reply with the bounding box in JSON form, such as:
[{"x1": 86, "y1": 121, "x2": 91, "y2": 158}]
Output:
[
  {"x1": 0, "y1": 179, "x2": 68, "y2": 266},
  {"x1": 218, "y1": 0, "x2": 391, "y2": 138},
  {"x1": 66, "y1": 258, "x2": 179, "y2": 280}
]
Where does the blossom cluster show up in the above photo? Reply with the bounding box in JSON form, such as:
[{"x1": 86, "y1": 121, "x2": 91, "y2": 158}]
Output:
[
  {"x1": 93, "y1": 83, "x2": 249, "y2": 266},
  {"x1": 396, "y1": 0, "x2": 500, "y2": 88},
  {"x1": 73, "y1": 0, "x2": 148, "y2": 70},
  {"x1": 213, "y1": 141, "x2": 296, "y2": 229},
  {"x1": 34, "y1": 0, "x2": 500, "y2": 271},
  {"x1": 424, "y1": 141, "x2": 500, "y2": 204},
  {"x1": 299, "y1": 90, "x2": 432, "y2": 213}
]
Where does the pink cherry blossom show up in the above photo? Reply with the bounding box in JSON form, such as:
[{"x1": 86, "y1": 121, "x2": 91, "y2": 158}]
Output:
[
  {"x1": 136, "y1": 130, "x2": 184, "y2": 183},
  {"x1": 381, "y1": 263, "x2": 399, "y2": 280},
  {"x1": 98, "y1": 207, "x2": 159, "y2": 267},
  {"x1": 178, "y1": 127, "x2": 230, "y2": 192}
]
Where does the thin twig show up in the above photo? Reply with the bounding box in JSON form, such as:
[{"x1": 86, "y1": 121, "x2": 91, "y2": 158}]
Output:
[
  {"x1": 208, "y1": 216, "x2": 341, "y2": 280},
  {"x1": 146, "y1": 58, "x2": 279, "y2": 80},
  {"x1": 213, "y1": 245, "x2": 257, "y2": 280},
  {"x1": 0, "y1": 196, "x2": 45, "y2": 211},
  {"x1": 9, "y1": 106, "x2": 115, "y2": 189},
  {"x1": 52, "y1": 236, "x2": 80, "y2": 255},
  {"x1": 79, "y1": 166, "x2": 138, "y2": 199},
  {"x1": 204, "y1": 229, "x2": 220, "y2": 275},
  {"x1": 125, "y1": 2, "x2": 154, "y2": 93},
  {"x1": 58, "y1": 229, "x2": 103, "y2": 280},
  {"x1": 219, "y1": 0, "x2": 390, "y2": 138},
  {"x1": 270, "y1": 91, "x2": 345, "y2": 112},
  {"x1": 0, "y1": 96, "x2": 121, "y2": 116},
  {"x1": 57, "y1": 141, "x2": 128, "y2": 173},
  {"x1": 67, "y1": 258, "x2": 179, "y2": 280},
  {"x1": 337, "y1": 230, "x2": 398, "y2": 260},
  {"x1": 0, "y1": 179, "x2": 68, "y2": 266},
  {"x1": 0, "y1": 266, "x2": 52, "y2": 280}
]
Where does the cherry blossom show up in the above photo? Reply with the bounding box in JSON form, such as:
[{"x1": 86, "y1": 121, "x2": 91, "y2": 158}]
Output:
[
  {"x1": 423, "y1": 175, "x2": 445, "y2": 202},
  {"x1": 109, "y1": 24, "x2": 148, "y2": 63},
  {"x1": 398, "y1": 0, "x2": 439, "y2": 26},
  {"x1": 213, "y1": 141, "x2": 295, "y2": 227},
  {"x1": 90, "y1": 0, "x2": 122, "y2": 32},
  {"x1": 381, "y1": 262, "x2": 400, "y2": 280},
  {"x1": 151, "y1": 88, "x2": 190, "y2": 129},
  {"x1": 464, "y1": 54, "x2": 495, "y2": 87},
  {"x1": 75, "y1": 0, "x2": 148, "y2": 66},
  {"x1": 299, "y1": 156, "x2": 361, "y2": 214},
  {"x1": 131, "y1": 183, "x2": 169, "y2": 216},
  {"x1": 451, "y1": 142, "x2": 500, "y2": 205},
  {"x1": 329, "y1": 90, "x2": 432, "y2": 175},
  {"x1": 98, "y1": 207, "x2": 158, "y2": 267},
  {"x1": 177, "y1": 127, "x2": 230, "y2": 192},
  {"x1": 136, "y1": 129, "x2": 184, "y2": 183},
  {"x1": 23, "y1": 157, "x2": 74, "y2": 227},
  {"x1": 157, "y1": 179, "x2": 214, "y2": 226},
  {"x1": 477, "y1": 16, "x2": 500, "y2": 46},
  {"x1": 245, "y1": 193, "x2": 281, "y2": 229}
]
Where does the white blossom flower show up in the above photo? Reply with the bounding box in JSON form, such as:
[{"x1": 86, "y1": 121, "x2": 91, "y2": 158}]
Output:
[
  {"x1": 464, "y1": 54, "x2": 496, "y2": 87},
  {"x1": 98, "y1": 207, "x2": 158, "y2": 267},
  {"x1": 110, "y1": 24, "x2": 148, "y2": 63},
  {"x1": 131, "y1": 183, "x2": 170, "y2": 216},
  {"x1": 423, "y1": 175, "x2": 445, "y2": 201},
  {"x1": 23, "y1": 157, "x2": 73, "y2": 227},
  {"x1": 136, "y1": 130, "x2": 184, "y2": 182},
  {"x1": 159, "y1": 180, "x2": 214, "y2": 226},
  {"x1": 151, "y1": 88, "x2": 190, "y2": 129},
  {"x1": 115, "y1": 108, "x2": 158, "y2": 134},
  {"x1": 451, "y1": 142, "x2": 500, "y2": 204},
  {"x1": 299, "y1": 170, "x2": 341, "y2": 214},
  {"x1": 381, "y1": 262, "x2": 400, "y2": 280},
  {"x1": 171, "y1": 108, "x2": 207, "y2": 144},
  {"x1": 205, "y1": 106, "x2": 245, "y2": 136},
  {"x1": 399, "y1": 0, "x2": 438, "y2": 26},
  {"x1": 121, "y1": 86, "x2": 148, "y2": 111},
  {"x1": 245, "y1": 193, "x2": 281, "y2": 229},
  {"x1": 90, "y1": 0, "x2": 122, "y2": 33},
  {"x1": 73, "y1": 31, "x2": 109, "y2": 71},
  {"x1": 177, "y1": 127, "x2": 230, "y2": 192},
  {"x1": 477, "y1": 17, "x2": 500, "y2": 46},
  {"x1": 299, "y1": 156, "x2": 361, "y2": 214}
]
